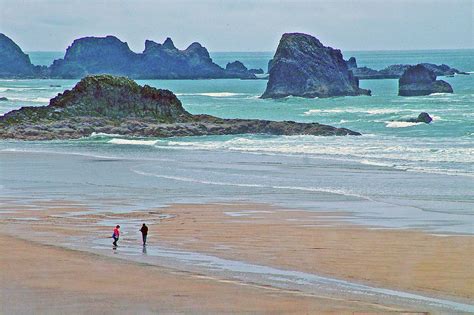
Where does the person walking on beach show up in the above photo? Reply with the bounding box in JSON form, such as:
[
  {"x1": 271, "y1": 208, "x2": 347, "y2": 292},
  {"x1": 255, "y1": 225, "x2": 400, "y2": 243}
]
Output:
[
  {"x1": 112, "y1": 225, "x2": 120, "y2": 247},
  {"x1": 140, "y1": 223, "x2": 148, "y2": 246}
]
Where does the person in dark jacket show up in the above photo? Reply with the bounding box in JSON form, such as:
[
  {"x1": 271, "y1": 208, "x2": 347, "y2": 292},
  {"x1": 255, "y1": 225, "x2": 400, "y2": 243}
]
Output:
[{"x1": 140, "y1": 223, "x2": 148, "y2": 245}]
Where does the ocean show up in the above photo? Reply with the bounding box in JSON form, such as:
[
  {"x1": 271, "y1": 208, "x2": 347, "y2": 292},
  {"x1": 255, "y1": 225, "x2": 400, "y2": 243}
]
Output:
[{"x1": 0, "y1": 49, "x2": 473, "y2": 234}]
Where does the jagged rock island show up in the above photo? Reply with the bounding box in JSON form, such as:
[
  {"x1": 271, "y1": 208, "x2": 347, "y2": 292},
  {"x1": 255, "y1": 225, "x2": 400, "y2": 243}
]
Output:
[
  {"x1": 0, "y1": 75, "x2": 360, "y2": 140},
  {"x1": 398, "y1": 64, "x2": 453, "y2": 96},
  {"x1": 49, "y1": 36, "x2": 257, "y2": 79},
  {"x1": 261, "y1": 33, "x2": 371, "y2": 99},
  {"x1": 0, "y1": 33, "x2": 48, "y2": 78}
]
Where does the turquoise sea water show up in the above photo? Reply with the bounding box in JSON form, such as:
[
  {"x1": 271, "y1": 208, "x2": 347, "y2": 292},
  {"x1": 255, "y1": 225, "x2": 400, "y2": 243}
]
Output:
[{"x1": 1, "y1": 50, "x2": 473, "y2": 233}]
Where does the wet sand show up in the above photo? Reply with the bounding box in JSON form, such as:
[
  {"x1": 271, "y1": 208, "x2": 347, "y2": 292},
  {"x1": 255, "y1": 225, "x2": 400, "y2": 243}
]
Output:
[
  {"x1": 154, "y1": 204, "x2": 474, "y2": 301},
  {"x1": 0, "y1": 235, "x2": 405, "y2": 314},
  {"x1": 0, "y1": 201, "x2": 472, "y2": 313}
]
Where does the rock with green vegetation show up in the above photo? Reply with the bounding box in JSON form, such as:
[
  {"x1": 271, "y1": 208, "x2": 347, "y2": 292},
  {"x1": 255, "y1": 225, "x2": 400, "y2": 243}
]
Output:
[{"x1": 0, "y1": 75, "x2": 360, "y2": 140}]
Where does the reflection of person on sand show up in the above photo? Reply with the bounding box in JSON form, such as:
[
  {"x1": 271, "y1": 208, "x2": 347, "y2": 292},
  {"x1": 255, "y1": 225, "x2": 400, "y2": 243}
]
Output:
[
  {"x1": 140, "y1": 223, "x2": 148, "y2": 246},
  {"x1": 112, "y1": 225, "x2": 120, "y2": 247}
]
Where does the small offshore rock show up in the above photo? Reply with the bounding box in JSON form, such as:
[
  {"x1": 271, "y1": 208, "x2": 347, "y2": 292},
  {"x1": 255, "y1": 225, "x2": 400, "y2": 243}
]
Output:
[
  {"x1": 406, "y1": 112, "x2": 433, "y2": 124},
  {"x1": 399, "y1": 64, "x2": 453, "y2": 96}
]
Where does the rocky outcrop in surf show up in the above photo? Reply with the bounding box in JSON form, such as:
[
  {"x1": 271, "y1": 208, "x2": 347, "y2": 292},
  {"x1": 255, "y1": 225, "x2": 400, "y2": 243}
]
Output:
[
  {"x1": 261, "y1": 33, "x2": 371, "y2": 99},
  {"x1": 0, "y1": 75, "x2": 361, "y2": 140},
  {"x1": 398, "y1": 65, "x2": 453, "y2": 96},
  {"x1": 348, "y1": 57, "x2": 468, "y2": 80},
  {"x1": 0, "y1": 33, "x2": 48, "y2": 78},
  {"x1": 404, "y1": 112, "x2": 433, "y2": 124}
]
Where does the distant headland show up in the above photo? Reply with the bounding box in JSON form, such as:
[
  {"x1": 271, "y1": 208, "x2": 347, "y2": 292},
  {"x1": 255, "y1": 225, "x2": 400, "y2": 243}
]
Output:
[{"x1": 0, "y1": 33, "x2": 259, "y2": 80}]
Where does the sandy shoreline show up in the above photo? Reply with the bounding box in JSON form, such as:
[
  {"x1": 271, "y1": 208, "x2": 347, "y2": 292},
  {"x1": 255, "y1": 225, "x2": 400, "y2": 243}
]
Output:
[
  {"x1": 2, "y1": 235, "x2": 390, "y2": 314},
  {"x1": 0, "y1": 201, "x2": 472, "y2": 313}
]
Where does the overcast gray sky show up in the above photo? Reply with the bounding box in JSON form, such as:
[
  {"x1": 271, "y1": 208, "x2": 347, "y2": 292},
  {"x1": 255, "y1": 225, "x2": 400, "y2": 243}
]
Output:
[{"x1": 0, "y1": 0, "x2": 472, "y2": 52}]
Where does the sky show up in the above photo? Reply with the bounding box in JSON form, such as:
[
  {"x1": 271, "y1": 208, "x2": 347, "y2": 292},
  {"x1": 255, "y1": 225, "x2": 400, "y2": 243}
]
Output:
[{"x1": 0, "y1": 0, "x2": 472, "y2": 52}]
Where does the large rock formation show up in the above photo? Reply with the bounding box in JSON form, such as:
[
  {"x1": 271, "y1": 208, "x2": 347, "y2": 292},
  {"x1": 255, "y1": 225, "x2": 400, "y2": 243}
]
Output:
[
  {"x1": 49, "y1": 36, "x2": 136, "y2": 78},
  {"x1": 0, "y1": 33, "x2": 47, "y2": 78},
  {"x1": 261, "y1": 33, "x2": 371, "y2": 99},
  {"x1": 135, "y1": 39, "x2": 231, "y2": 79},
  {"x1": 49, "y1": 36, "x2": 256, "y2": 79},
  {"x1": 0, "y1": 75, "x2": 360, "y2": 140},
  {"x1": 348, "y1": 57, "x2": 468, "y2": 80},
  {"x1": 398, "y1": 64, "x2": 453, "y2": 96}
]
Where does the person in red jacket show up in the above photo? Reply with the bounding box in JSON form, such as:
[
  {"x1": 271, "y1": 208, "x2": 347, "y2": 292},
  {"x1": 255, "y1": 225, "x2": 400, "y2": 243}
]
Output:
[{"x1": 112, "y1": 225, "x2": 120, "y2": 247}]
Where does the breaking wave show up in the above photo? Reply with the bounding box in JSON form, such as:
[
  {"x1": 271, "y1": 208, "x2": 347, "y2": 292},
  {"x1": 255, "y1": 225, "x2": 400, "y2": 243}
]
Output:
[
  {"x1": 385, "y1": 121, "x2": 424, "y2": 128},
  {"x1": 108, "y1": 138, "x2": 159, "y2": 146}
]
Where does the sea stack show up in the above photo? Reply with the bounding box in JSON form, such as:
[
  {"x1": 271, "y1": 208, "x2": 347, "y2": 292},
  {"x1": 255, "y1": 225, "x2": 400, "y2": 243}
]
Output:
[
  {"x1": 261, "y1": 33, "x2": 371, "y2": 99},
  {"x1": 398, "y1": 64, "x2": 453, "y2": 96},
  {"x1": 49, "y1": 36, "x2": 136, "y2": 78},
  {"x1": 0, "y1": 33, "x2": 46, "y2": 78}
]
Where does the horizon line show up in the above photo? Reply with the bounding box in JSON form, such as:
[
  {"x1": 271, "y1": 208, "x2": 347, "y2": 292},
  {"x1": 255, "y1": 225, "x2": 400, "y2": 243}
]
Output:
[{"x1": 25, "y1": 47, "x2": 474, "y2": 54}]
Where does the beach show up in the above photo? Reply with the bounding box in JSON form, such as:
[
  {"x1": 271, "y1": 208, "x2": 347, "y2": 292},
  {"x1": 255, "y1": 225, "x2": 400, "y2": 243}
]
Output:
[
  {"x1": 1, "y1": 235, "x2": 369, "y2": 314},
  {"x1": 1, "y1": 48, "x2": 473, "y2": 313},
  {"x1": 1, "y1": 200, "x2": 472, "y2": 314}
]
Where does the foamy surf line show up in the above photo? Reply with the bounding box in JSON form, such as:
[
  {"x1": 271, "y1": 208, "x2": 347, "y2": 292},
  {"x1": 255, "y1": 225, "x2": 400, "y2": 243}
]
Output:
[
  {"x1": 6, "y1": 97, "x2": 51, "y2": 103},
  {"x1": 131, "y1": 168, "x2": 373, "y2": 200},
  {"x1": 303, "y1": 108, "x2": 421, "y2": 115},
  {"x1": 108, "y1": 138, "x2": 159, "y2": 146},
  {"x1": 90, "y1": 240, "x2": 474, "y2": 313},
  {"x1": 385, "y1": 121, "x2": 424, "y2": 128},
  {"x1": 0, "y1": 148, "x2": 121, "y2": 160}
]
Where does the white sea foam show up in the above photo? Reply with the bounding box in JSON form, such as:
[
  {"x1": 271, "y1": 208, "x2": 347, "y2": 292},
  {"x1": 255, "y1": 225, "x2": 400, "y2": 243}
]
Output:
[
  {"x1": 8, "y1": 97, "x2": 50, "y2": 103},
  {"x1": 0, "y1": 148, "x2": 119, "y2": 160},
  {"x1": 224, "y1": 211, "x2": 273, "y2": 217},
  {"x1": 89, "y1": 132, "x2": 123, "y2": 138},
  {"x1": 160, "y1": 135, "x2": 474, "y2": 177},
  {"x1": 429, "y1": 93, "x2": 452, "y2": 96},
  {"x1": 108, "y1": 138, "x2": 158, "y2": 146},
  {"x1": 200, "y1": 92, "x2": 242, "y2": 97},
  {"x1": 304, "y1": 108, "x2": 408, "y2": 116},
  {"x1": 385, "y1": 121, "x2": 423, "y2": 128},
  {"x1": 304, "y1": 109, "x2": 343, "y2": 115},
  {"x1": 131, "y1": 169, "x2": 371, "y2": 200}
]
